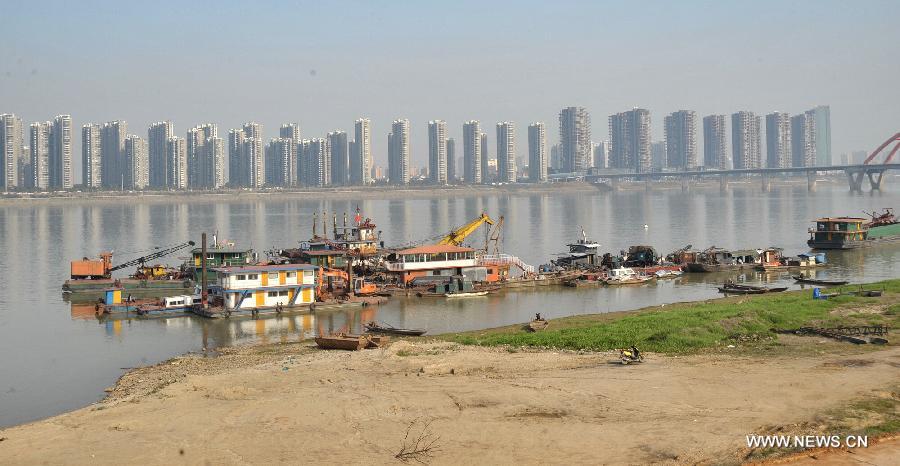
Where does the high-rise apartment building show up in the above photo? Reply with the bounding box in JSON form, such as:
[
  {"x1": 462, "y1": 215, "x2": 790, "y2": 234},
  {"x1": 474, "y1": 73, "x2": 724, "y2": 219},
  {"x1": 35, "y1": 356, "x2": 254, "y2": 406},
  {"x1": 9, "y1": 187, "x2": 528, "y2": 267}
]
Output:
[
  {"x1": 49, "y1": 115, "x2": 72, "y2": 189},
  {"x1": 29, "y1": 122, "x2": 50, "y2": 189},
  {"x1": 242, "y1": 123, "x2": 263, "y2": 188},
  {"x1": 731, "y1": 111, "x2": 761, "y2": 169},
  {"x1": 328, "y1": 131, "x2": 349, "y2": 186},
  {"x1": 609, "y1": 108, "x2": 651, "y2": 172},
  {"x1": 265, "y1": 138, "x2": 293, "y2": 186},
  {"x1": 166, "y1": 136, "x2": 187, "y2": 189},
  {"x1": 428, "y1": 120, "x2": 448, "y2": 185},
  {"x1": 299, "y1": 138, "x2": 329, "y2": 187},
  {"x1": 388, "y1": 119, "x2": 410, "y2": 185},
  {"x1": 350, "y1": 118, "x2": 371, "y2": 185},
  {"x1": 279, "y1": 123, "x2": 300, "y2": 185},
  {"x1": 100, "y1": 121, "x2": 127, "y2": 189},
  {"x1": 650, "y1": 141, "x2": 667, "y2": 171},
  {"x1": 187, "y1": 124, "x2": 218, "y2": 189},
  {"x1": 148, "y1": 121, "x2": 173, "y2": 188},
  {"x1": 124, "y1": 134, "x2": 149, "y2": 189},
  {"x1": 592, "y1": 141, "x2": 609, "y2": 169},
  {"x1": 463, "y1": 121, "x2": 482, "y2": 183},
  {"x1": 811, "y1": 105, "x2": 831, "y2": 166},
  {"x1": 446, "y1": 137, "x2": 456, "y2": 182},
  {"x1": 227, "y1": 129, "x2": 245, "y2": 187},
  {"x1": 1, "y1": 114, "x2": 24, "y2": 191},
  {"x1": 227, "y1": 123, "x2": 264, "y2": 188},
  {"x1": 766, "y1": 112, "x2": 792, "y2": 169},
  {"x1": 664, "y1": 110, "x2": 697, "y2": 170},
  {"x1": 791, "y1": 112, "x2": 816, "y2": 168},
  {"x1": 559, "y1": 107, "x2": 592, "y2": 173},
  {"x1": 496, "y1": 122, "x2": 516, "y2": 183},
  {"x1": 703, "y1": 115, "x2": 728, "y2": 169},
  {"x1": 81, "y1": 124, "x2": 102, "y2": 188},
  {"x1": 480, "y1": 132, "x2": 491, "y2": 183},
  {"x1": 527, "y1": 122, "x2": 547, "y2": 182}
]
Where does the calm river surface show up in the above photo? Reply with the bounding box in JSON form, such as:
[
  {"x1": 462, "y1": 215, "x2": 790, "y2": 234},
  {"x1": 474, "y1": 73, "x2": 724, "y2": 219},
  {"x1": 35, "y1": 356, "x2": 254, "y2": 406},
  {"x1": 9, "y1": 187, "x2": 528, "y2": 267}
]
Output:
[{"x1": 1, "y1": 183, "x2": 899, "y2": 427}]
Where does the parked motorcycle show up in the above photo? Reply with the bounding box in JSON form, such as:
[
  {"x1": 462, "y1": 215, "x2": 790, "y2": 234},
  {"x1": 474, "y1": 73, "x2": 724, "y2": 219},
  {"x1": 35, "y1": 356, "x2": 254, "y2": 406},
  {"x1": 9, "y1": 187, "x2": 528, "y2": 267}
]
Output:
[{"x1": 618, "y1": 346, "x2": 644, "y2": 365}]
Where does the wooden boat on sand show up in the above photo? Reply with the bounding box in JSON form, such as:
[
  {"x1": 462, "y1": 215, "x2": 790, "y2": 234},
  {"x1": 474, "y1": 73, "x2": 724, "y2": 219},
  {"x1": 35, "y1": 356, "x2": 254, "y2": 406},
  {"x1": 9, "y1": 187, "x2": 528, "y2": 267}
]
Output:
[
  {"x1": 315, "y1": 333, "x2": 390, "y2": 350},
  {"x1": 526, "y1": 318, "x2": 549, "y2": 332},
  {"x1": 315, "y1": 334, "x2": 369, "y2": 350}
]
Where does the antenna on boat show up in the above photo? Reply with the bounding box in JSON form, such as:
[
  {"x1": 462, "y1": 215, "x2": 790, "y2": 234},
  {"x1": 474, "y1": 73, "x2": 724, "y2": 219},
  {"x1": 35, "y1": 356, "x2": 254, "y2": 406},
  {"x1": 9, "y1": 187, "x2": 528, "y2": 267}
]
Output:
[
  {"x1": 581, "y1": 226, "x2": 587, "y2": 243},
  {"x1": 313, "y1": 212, "x2": 318, "y2": 238}
]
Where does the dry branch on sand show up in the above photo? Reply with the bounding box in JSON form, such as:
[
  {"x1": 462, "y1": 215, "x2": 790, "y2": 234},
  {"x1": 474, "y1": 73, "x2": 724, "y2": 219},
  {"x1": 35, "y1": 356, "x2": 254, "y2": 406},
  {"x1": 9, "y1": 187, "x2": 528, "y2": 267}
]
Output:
[{"x1": 395, "y1": 418, "x2": 441, "y2": 464}]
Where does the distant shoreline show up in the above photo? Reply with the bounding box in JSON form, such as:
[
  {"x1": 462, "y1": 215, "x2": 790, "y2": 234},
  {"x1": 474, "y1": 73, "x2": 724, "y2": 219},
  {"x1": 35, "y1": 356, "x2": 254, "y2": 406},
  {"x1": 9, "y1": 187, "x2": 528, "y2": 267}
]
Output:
[{"x1": 0, "y1": 177, "x2": 847, "y2": 207}]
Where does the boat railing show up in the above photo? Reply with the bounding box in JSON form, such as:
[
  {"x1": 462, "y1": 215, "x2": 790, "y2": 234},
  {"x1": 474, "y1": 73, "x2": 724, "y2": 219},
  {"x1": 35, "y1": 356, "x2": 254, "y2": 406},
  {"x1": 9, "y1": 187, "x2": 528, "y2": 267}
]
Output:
[{"x1": 478, "y1": 253, "x2": 536, "y2": 274}]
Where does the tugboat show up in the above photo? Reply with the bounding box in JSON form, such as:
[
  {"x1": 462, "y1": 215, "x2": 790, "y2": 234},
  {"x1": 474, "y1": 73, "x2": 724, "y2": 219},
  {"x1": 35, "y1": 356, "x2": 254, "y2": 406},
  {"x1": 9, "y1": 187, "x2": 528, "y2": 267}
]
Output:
[
  {"x1": 552, "y1": 227, "x2": 602, "y2": 269},
  {"x1": 807, "y1": 208, "x2": 900, "y2": 250}
]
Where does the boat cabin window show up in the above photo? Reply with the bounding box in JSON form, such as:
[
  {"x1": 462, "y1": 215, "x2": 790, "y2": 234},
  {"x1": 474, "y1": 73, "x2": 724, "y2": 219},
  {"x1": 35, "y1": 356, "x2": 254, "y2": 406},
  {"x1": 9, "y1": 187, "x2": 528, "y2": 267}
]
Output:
[
  {"x1": 236, "y1": 274, "x2": 246, "y2": 281},
  {"x1": 286, "y1": 271, "x2": 296, "y2": 278},
  {"x1": 248, "y1": 274, "x2": 258, "y2": 280},
  {"x1": 268, "y1": 272, "x2": 279, "y2": 280},
  {"x1": 279, "y1": 290, "x2": 289, "y2": 296},
  {"x1": 268, "y1": 291, "x2": 279, "y2": 297}
]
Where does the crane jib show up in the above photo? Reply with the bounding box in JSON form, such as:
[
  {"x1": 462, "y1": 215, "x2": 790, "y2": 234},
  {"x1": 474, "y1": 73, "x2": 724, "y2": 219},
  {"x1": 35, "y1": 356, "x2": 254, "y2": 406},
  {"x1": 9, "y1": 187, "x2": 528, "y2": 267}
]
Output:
[{"x1": 108, "y1": 241, "x2": 196, "y2": 272}]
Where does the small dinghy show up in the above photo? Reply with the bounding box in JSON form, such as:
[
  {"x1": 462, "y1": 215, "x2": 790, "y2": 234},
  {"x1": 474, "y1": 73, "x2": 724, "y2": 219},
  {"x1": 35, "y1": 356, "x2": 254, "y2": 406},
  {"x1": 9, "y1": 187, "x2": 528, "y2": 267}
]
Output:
[
  {"x1": 364, "y1": 321, "x2": 427, "y2": 336},
  {"x1": 792, "y1": 275, "x2": 849, "y2": 286}
]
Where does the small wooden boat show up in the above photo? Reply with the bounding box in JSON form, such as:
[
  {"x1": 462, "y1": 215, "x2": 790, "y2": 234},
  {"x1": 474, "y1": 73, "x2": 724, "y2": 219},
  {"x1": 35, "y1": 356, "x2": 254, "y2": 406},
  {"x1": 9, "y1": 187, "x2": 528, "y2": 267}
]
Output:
[
  {"x1": 718, "y1": 283, "x2": 788, "y2": 294},
  {"x1": 315, "y1": 333, "x2": 369, "y2": 350},
  {"x1": 526, "y1": 318, "x2": 549, "y2": 332},
  {"x1": 792, "y1": 275, "x2": 849, "y2": 286},
  {"x1": 444, "y1": 290, "x2": 490, "y2": 298},
  {"x1": 604, "y1": 276, "x2": 655, "y2": 285},
  {"x1": 364, "y1": 321, "x2": 427, "y2": 336}
]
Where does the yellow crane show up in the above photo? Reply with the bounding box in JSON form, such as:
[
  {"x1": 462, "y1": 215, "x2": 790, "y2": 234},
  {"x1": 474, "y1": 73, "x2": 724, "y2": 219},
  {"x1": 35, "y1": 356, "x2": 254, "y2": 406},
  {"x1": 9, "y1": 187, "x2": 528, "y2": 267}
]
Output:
[{"x1": 437, "y1": 212, "x2": 496, "y2": 246}]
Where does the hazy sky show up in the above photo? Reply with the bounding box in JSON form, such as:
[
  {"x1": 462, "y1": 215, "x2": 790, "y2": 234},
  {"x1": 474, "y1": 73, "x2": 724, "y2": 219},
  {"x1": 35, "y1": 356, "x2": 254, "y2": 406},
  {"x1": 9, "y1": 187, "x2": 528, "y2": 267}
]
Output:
[{"x1": 2, "y1": 0, "x2": 898, "y2": 179}]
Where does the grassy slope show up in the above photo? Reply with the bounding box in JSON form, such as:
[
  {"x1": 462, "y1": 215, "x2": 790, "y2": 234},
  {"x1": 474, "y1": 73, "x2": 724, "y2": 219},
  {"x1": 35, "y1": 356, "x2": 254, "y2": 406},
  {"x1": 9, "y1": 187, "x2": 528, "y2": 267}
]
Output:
[{"x1": 444, "y1": 280, "x2": 900, "y2": 353}]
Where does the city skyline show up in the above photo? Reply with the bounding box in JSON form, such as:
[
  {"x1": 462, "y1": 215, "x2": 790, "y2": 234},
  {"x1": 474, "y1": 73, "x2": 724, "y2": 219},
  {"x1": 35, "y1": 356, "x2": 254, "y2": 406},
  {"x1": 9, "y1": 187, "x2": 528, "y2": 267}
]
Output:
[
  {"x1": 1, "y1": 1, "x2": 897, "y2": 183},
  {"x1": 0, "y1": 103, "x2": 856, "y2": 190}
]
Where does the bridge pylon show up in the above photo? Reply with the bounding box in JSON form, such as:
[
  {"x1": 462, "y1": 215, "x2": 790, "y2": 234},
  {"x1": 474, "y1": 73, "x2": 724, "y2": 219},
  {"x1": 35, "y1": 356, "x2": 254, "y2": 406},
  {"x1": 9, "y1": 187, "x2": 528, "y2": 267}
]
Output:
[{"x1": 807, "y1": 171, "x2": 816, "y2": 192}]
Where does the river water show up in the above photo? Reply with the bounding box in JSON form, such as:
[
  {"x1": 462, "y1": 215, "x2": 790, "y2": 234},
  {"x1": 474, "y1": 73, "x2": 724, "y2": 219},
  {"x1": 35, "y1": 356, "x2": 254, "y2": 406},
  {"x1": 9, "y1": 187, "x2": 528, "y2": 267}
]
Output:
[{"x1": 1, "y1": 183, "x2": 898, "y2": 427}]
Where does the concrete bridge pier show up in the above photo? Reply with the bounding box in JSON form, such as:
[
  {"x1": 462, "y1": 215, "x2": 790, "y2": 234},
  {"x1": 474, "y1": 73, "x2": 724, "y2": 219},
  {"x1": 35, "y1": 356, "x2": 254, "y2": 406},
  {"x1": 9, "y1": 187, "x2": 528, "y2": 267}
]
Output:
[
  {"x1": 645, "y1": 179, "x2": 652, "y2": 191},
  {"x1": 610, "y1": 178, "x2": 620, "y2": 191},
  {"x1": 681, "y1": 176, "x2": 689, "y2": 192},
  {"x1": 719, "y1": 174, "x2": 728, "y2": 193},
  {"x1": 846, "y1": 170, "x2": 866, "y2": 193},
  {"x1": 806, "y1": 171, "x2": 817, "y2": 192},
  {"x1": 761, "y1": 174, "x2": 771, "y2": 192},
  {"x1": 867, "y1": 170, "x2": 885, "y2": 191}
]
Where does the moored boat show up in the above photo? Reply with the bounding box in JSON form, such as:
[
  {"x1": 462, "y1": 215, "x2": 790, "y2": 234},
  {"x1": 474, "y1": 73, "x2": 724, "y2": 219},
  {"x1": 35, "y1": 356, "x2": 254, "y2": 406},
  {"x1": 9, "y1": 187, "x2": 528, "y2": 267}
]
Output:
[
  {"x1": 445, "y1": 290, "x2": 490, "y2": 297},
  {"x1": 807, "y1": 209, "x2": 900, "y2": 250},
  {"x1": 792, "y1": 275, "x2": 849, "y2": 286},
  {"x1": 718, "y1": 282, "x2": 788, "y2": 294},
  {"x1": 603, "y1": 267, "x2": 655, "y2": 285},
  {"x1": 364, "y1": 322, "x2": 427, "y2": 336}
]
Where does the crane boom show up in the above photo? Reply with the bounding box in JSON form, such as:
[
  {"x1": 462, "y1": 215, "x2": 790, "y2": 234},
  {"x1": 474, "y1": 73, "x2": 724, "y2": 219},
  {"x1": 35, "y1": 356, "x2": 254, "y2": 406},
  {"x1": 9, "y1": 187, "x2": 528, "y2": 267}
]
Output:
[
  {"x1": 437, "y1": 213, "x2": 495, "y2": 246},
  {"x1": 109, "y1": 241, "x2": 196, "y2": 273}
]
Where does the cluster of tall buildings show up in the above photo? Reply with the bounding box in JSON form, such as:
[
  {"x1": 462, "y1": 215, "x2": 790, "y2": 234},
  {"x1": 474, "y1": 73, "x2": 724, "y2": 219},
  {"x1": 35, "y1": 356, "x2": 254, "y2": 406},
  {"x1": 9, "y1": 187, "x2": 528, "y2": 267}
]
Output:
[
  {"x1": 1, "y1": 114, "x2": 73, "y2": 191},
  {"x1": 0, "y1": 105, "x2": 835, "y2": 192}
]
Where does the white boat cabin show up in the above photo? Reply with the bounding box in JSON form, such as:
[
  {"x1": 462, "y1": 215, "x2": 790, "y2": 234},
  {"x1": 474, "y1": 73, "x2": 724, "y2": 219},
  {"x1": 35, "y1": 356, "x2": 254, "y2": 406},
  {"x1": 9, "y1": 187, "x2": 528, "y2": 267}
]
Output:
[{"x1": 212, "y1": 264, "x2": 318, "y2": 310}]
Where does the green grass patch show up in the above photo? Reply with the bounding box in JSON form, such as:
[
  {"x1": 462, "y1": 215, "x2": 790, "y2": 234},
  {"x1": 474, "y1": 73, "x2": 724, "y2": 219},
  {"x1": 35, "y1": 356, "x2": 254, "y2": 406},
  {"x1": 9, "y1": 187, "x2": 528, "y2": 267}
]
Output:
[{"x1": 443, "y1": 279, "x2": 900, "y2": 354}]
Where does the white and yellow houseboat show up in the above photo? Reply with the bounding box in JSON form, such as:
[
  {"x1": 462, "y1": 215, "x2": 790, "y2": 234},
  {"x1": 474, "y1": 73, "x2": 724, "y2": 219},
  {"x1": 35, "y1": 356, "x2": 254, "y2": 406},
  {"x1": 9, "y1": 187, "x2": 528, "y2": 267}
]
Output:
[{"x1": 211, "y1": 264, "x2": 318, "y2": 311}]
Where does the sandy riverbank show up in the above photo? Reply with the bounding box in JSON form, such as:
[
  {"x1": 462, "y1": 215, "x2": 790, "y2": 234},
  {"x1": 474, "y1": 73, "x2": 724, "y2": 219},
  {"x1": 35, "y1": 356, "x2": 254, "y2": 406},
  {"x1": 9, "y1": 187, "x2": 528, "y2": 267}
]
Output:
[
  {"x1": 0, "y1": 176, "x2": 853, "y2": 207},
  {"x1": 0, "y1": 335, "x2": 897, "y2": 465}
]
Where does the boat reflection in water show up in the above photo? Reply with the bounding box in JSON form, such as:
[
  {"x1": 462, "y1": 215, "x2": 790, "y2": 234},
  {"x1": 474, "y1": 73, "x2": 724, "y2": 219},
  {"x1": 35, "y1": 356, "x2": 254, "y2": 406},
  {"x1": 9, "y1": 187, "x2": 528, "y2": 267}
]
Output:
[{"x1": 70, "y1": 301, "x2": 384, "y2": 349}]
